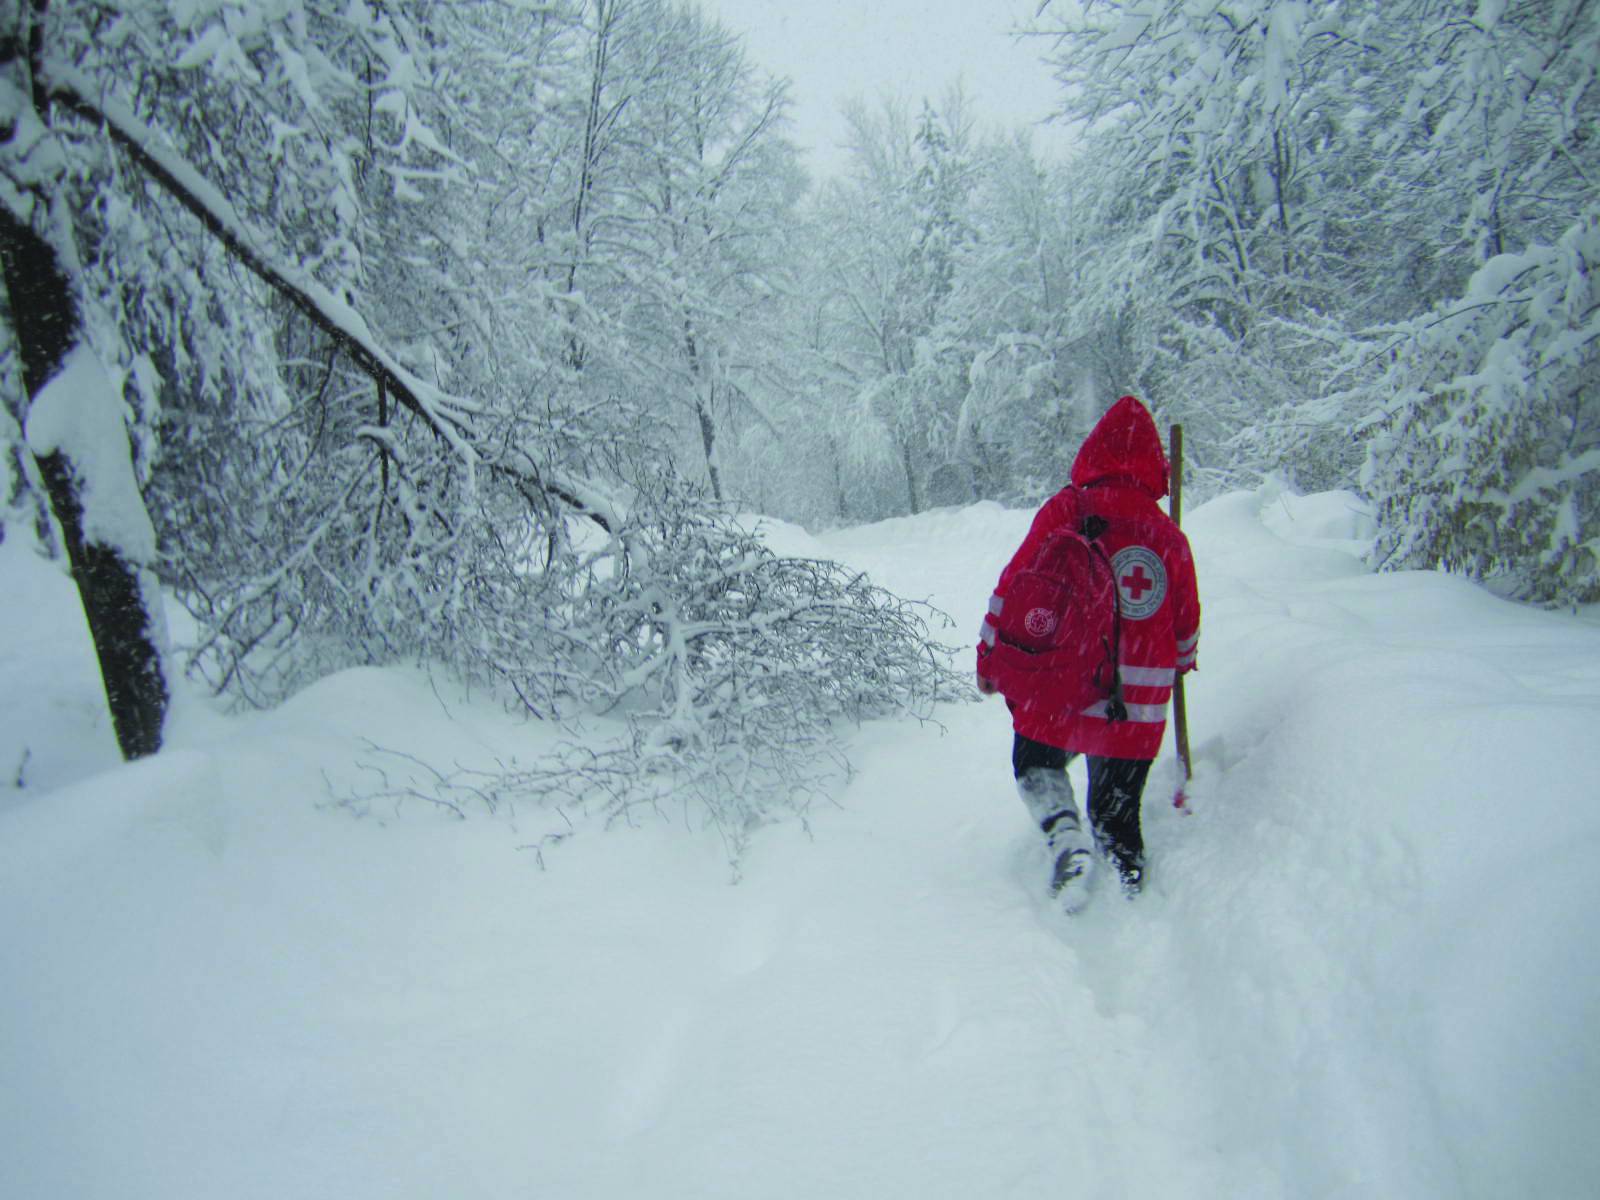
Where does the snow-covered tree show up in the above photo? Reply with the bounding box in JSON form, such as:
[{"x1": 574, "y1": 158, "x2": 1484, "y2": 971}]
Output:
[
  {"x1": 3, "y1": 0, "x2": 960, "y2": 831},
  {"x1": 945, "y1": 135, "x2": 1098, "y2": 504},
  {"x1": 2, "y1": 0, "x2": 169, "y2": 757},
  {"x1": 1354, "y1": 2, "x2": 1600, "y2": 604},
  {"x1": 1029, "y1": 0, "x2": 1378, "y2": 490},
  {"x1": 1030, "y1": 0, "x2": 1600, "y2": 603},
  {"x1": 803, "y1": 93, "x2": 982, "y2": 516},
  {"x1": 511, "y1": 0, "x2": 804, "y2": 507}
]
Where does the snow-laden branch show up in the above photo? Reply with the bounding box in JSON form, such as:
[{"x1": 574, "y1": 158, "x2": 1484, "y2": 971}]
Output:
[
  {"x1": 42, "y1": 60, "x2": 630, "y2": 532},
  {"x1": 42, "y1": 61, "x2": 481, "y2": 462}
]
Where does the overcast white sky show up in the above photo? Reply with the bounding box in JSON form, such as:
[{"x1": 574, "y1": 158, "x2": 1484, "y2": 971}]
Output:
[{"x1": 699, "y1": 0, "x2": 1075, "y2": 179}]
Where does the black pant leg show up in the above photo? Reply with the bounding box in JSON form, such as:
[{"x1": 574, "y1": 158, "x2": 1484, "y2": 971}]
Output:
[
  {"x1": 1011, "y1": 733, "x2": 1070, "y2": 777},
  {"x1": 1085, "y1": 756, "x2": 1152, "y2": 866}
]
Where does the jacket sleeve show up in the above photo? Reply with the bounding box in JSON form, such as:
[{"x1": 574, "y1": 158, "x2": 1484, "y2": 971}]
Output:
[
  {"x1": 1171, "y1": 531, "x2": 1200, "y2": 673},
  {"x1": 977, "y1": 489, "x2": 1077, "y2": 686}
]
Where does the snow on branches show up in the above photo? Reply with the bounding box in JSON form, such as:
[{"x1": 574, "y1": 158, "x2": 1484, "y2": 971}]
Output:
[
  {"x1": 1362, "y1": 208, "x2": 1600, "y2": 605},
  {"x1": 335, "y1": 460, "x2": 965, "y2": 857}
]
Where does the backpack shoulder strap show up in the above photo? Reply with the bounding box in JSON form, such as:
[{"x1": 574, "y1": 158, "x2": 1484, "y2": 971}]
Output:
[{"x1": 1078, "y1": 506, "x2": 1128, "y2": 722}]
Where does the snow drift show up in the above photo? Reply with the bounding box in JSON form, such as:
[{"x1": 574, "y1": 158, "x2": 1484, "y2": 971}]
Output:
[{"x1": 3, "y1": 484, "x2": 1597, "y2": 1198}]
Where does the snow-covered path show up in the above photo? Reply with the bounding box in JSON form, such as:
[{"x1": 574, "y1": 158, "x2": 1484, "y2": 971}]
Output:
[{"x1": 4, "y1": 487, "x2": 1598, "y2": 1199}]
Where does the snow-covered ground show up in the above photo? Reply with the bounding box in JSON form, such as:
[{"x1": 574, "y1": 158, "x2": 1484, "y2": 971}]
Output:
[{"x1": 4, "y1": 485, "x2": 1598, "y2": 1199}]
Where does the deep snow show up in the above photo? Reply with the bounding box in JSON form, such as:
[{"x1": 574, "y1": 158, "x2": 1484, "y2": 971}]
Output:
[{"x1": 4, "y1": 484, "x2": 1598, "y2": 1199}]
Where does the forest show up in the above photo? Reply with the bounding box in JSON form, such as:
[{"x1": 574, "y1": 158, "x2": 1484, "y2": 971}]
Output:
[{"x1": 2, "y1": 0, "x2": 1596, "y2": 820}]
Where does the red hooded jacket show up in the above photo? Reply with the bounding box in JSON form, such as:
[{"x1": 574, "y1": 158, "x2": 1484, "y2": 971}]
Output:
[{"x1": 976, "y1": 396, "x2": 1200, "y2": 759}]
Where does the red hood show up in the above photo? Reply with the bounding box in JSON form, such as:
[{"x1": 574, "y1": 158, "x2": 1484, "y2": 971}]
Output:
[{"x1": 1070, "y1": 395, "x2": 1169, "y2": 499}]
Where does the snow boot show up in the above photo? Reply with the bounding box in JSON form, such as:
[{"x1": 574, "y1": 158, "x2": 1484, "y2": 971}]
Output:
[
  {"x1": 1114, "y1": 855, "x2": 1144, "y2": 898},
  {"x1": 1050, "y1": 841, "x2": 1096, "y2": 913},
  {"x1": 1099, "y1": 842, "x2": 1144, "y2": 898},
  {"x1": 1017, "y1": 769, "x2": 1095, "y2": 913}
]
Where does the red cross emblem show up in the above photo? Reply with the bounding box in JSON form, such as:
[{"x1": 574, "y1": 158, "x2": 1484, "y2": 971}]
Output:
[
  {"x1": 1121, "y1": 564, "x2": 1154, "y2": 600},
  {"x1": 1111, "y1": 546, "x2": 1166, "y2": 619}
]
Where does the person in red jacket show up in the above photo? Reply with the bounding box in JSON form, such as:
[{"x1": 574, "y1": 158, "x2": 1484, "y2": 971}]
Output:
[{"x1": 976, "y1": 395, "x2": 1199, "y2": 909}]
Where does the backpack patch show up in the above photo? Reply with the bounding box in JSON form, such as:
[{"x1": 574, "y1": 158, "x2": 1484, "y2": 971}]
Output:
[{"x1": 1022, "y1": 606, "x2": 1059, "y2": 640}]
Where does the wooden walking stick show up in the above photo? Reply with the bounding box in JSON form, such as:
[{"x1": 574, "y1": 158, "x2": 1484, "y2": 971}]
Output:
[{"x1": 1169, "y1": 423, "x2": 1193, "y2": 809}]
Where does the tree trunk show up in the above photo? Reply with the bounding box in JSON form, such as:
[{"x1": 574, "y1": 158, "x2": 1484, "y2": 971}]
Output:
[
  {"x1": 0, "y1": 207, "x2": 168, "y2": 760},
  {"x1": 901, "y1": 441, "x2": 921, "y2": 515},
  {"x1": 684, "y1": 322, "x2": 723, "y2": 502},
  {"x1": 696, "y1": 395, "x2": 723, "y2": 502},
  {"x1": 828, "y1": 434, "x2": 850, "y2": 522}
]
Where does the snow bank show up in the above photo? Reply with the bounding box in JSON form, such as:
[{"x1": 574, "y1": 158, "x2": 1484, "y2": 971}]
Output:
[
  {"x1": 1170, "y1": 486, "x2": 1600, "y2": 1197},
  {"x1": 0, "y1": 530, "x2": 122, "y2": 796}
]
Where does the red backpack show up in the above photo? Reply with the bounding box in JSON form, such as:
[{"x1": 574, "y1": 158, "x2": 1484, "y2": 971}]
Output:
[{"x1": 984, "y1": 515, "x2": 1127, "y2": 721}]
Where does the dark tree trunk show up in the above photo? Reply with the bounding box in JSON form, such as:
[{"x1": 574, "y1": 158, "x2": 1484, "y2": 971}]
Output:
[
  {"x1": 0, "y1": 207, "x2": 168, "y2": 760},
  {"x1": 696, "y1": 396, "x2": 723, "y2": 502},
  {"x1": 683, "y1": 321, "x2": 722, "y2": 502},
  {"x1": 901, "y1": 442, "x2": 921, "y2": 515}
]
